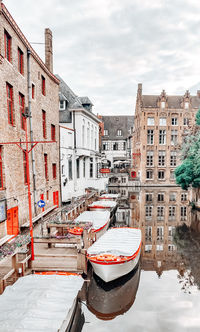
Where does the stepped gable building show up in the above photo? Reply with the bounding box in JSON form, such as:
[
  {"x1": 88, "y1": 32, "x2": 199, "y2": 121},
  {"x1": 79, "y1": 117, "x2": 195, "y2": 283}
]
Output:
[
  {"x1": 57, "y1": 75, "x2": 106, "y2": 202},
  {"x1": 101, "y1": 116, "x2": 134, "y2": 167},
  {"x1": 0, "y1": 1, "x2": 60, "y2": 240},
  {"x1": 133, "y1": 83, "x2": 200, "y2": 185}
]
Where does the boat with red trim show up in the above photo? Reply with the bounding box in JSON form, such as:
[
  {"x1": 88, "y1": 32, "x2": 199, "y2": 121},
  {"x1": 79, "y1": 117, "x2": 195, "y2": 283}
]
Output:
[
  {"x1": 71, "y1": 210, "x2": 110, "y2": 239},
  {"x1": 87, "y1": 227, "x2": 141, "y2": 282},
  {"x1": 99, "y1": 193, "x2": 120, "y2": 201}
]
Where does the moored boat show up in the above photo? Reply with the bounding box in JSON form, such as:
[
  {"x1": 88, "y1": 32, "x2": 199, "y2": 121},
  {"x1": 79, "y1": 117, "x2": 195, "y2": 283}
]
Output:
[
  {"x1": 88, "y1": 200, "x2": 118, "y2": 220},
  {"x1": 87, "y1": 227, "x2": 141, "y2": 282},
  {"x1": 69, "y1": 211, "x2": 110, "y2": 239},
  {"x1": 99, "y1": 193, "x2": 120, "y2": 201}
]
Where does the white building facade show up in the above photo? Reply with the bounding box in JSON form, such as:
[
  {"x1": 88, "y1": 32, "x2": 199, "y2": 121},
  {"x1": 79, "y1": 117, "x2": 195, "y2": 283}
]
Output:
[{"x1": 58, "y1": 76, "x2": 107, "y2": 202}]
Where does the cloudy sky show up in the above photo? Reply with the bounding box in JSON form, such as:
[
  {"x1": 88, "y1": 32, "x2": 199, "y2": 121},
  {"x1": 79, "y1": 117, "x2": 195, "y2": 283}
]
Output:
[{"x1": 4, "y1": 0, "x2": 200, "y2": 115}]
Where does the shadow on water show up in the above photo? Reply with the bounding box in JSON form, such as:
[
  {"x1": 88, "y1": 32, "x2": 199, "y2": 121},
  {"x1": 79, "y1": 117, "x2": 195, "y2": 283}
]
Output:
[
  {"x1": 86, "y1": 264, "x2": 141, "y2": 321},
  {"x1": 174, "y1": 223, "x2": 200, "y2": 290}
]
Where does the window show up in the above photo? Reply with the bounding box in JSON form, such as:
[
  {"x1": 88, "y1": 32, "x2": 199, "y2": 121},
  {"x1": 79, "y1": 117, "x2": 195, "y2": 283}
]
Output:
[
  {"x1": 146, "y1": 151, "x2": 154, "y2": 166},
  {"x1": 42, "y1": 110, "x2": 46, "y2": 138},
  {"x1": 183, "y1": 118, "x2": 189, "y2": 126},
  {"x1": 157, "y1": 206, "x2": 164, "y2": 219},
  {"x1": 146, "y1": 193, "x2": 153, "y2": 202},
  {"x1": 169, "y1": 192, "x2": 176, "y2": 201},
  {"x1": 4, "y1": 30, "x2": 12, "y2": 62},
  {"x1": 122, "y1": 142, "x2": 126, "y2": 150},
  {"x1": 18, "y1": 48, "x2": 24, "y2": 74},
  {"x1": 117, "y1": 129, "x2": 122, "y2": 136},
  {"x1": 157, "y1": 193, "x2": 164, "y2": 202},
  {"x1": 0, "y1": 147, "x2": 3, "y2": 188},
  {"x1": 145, "y1": 226, "x2": 152, "y2": 240},
  {"x1": 158, "y1": 151, "x2": 165, "y2": 166},
  {"x1": 102, "y1": 142, "x2": 109, "y2": 150},
  {"x1": 113, "y1": 142, "x2": 118, "y2": 150},
  {"x1": 145, "y1": 244, "x2": 152, "y2": 252},
  {"x1": 170, "y1": 170, "x2": 175, "y2": 180},
  {"x1": 41, "y1": 75, "x2": 46, "y2": 96},
  {"x1": 76, "y1": 159, "x2": 80, "y2": 178},
  {"x1": 161, "y1": 101, "x2": 165, "y2": 109},
  {"x1": 121, "y1": 177, "x2": 126, "y2": 183},
  {"x1": 184, "y1": 102, "x2": 189, "y2": 109},
  {"x1": 68, "y1": 159, "x2": 73, "y2": 180},
  {"x1": 83, "y1": 158, "x2": 86, "y2": 177},
  {"x1": 168, "y1": 226, "x2": 175, "y2": 237},
  {"x1": 159, "y1": 118, "x2": 166, "y2": 126},
  {"x1": 44, "y1": 154, "x2": 48, "y2": 180},
  {"x1": 156, "y1": 245, "x2": 163, "y2": 251},
  {"x1": 32, "y1": 84, "x2": 35, "y2": 99},
  {"x1": 19, "y1": 93, "x2": 25, "y2": 130},
  {"x1": 52, "y1": 163, "x2": 56, "y2": 179},
  {"x1": 159, "y1": 130, "x2": 166, "y2": 144},
  {"x1": 90, "y1": 158, "x2": 93, "y2": 178},
  {"x1": 158, "y1": 170, "x2": 165, "y2": 179},
  {"x1": 168, "y1": 244, "x2": 176, "y2": 251},
  {"x1": 104, "y1": 129, "x2": 108, "y2": 136},
  {"x1": 51, "y1": 124, "x2": 56, "y2": 141},
  {"x1": 59, "y1": 100, "x2": 65, "y2": 110},
  {"x1": 23, "y1": 151, "x2": 28, "y2": 185},
  {"x1": 146, "y1": 170, "x2": 153, "y2": 179},
  {"x1": 157, "y1": 226, "x2": 164, "y2": 240},
  {"x1": 61, "y1": 165, "x2": 65, "y2": 176},
  {"x1": 171, "y1": 118, "x2": 178, "y2": 126},
  {"x1": 6, "y1": 83, "x2": 14, "y2": 126},
  {"x1": 181, "y1": 206, "x2": 187, "y2": 220},
  {"x1": 181, "y1": 193, "x2": 187, "y2": 201},
  {"x1": 170, "y1": 151, "x2": 177, "y2": 166},
  {"x1": 46, "y1": 190, "x2": 49, "y2": 202},
  {"x1": 82, "y1": 125, "x2": 85, "y2": 147},
  {"x1": 171, "y1": 130, "x2": 178, "y2": 145},
  {"x1": 147, "y1": 117, "x2": 155, "y2": 126},
  {"x1": 169, "y1": 206, "x2": 176, "y2": 219},
  {"x1": 68, "y1": 132, "x2": 73, "y2": 148},
  {"x1": 147, "y1": 130, "x2": 154, "y2": 145},
  {"x1": 145, "y1": 206, "x2": 153, "y2": 218}
]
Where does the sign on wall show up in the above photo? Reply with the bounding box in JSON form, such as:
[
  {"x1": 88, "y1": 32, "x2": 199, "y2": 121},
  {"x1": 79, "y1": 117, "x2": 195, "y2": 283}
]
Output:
[
  {"x1": 100, "y1": 168, "x2": 111, "y2": 174},
  {"x1": 0, "y1": 199, "x2": 7, "y2": 222}
]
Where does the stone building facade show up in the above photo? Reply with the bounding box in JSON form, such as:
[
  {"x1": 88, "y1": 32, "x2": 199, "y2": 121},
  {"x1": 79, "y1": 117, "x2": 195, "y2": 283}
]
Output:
[
  {"x1": 133, "y1": 84, "x2": 200, "y2": 185},
  {"x1": 0, "y1": 2, "x2": 60, "y2": 239},
  {"x1": 100, "y1": 116, "x2": 134, "y2": 168}
]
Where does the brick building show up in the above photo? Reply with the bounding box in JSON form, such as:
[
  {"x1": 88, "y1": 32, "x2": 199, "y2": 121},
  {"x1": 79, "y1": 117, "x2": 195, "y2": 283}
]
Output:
[
  {"x1": 133, "y1": 84, "x2": 200, "y2": 185},
  {"x1": 0, "y1": 2, "x2": 60, "y2": 240}
]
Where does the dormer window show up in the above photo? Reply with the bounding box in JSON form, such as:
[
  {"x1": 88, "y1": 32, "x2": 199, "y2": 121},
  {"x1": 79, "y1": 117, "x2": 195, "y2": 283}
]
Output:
[
  {"x1": 104, "y1": 129, "x2": 108, "y2": 136},
  {"x1": 59, "y1": 100, "x2": 65, "y2": 110},
  {"x1": 117, "y1": 129, "x2": 122, "y2": 136},
  {"x1": 161, "y1": 101, "x2": 165, "y2": 109},
  {"x1": 184, "y1": 102, "x2": 189, "y2": 109}
]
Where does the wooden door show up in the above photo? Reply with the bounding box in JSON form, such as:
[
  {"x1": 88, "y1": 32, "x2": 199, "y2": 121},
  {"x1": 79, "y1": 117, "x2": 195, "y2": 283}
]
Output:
[{"x1": 7, "y1": 206, "x2": 19, "y2": 235}]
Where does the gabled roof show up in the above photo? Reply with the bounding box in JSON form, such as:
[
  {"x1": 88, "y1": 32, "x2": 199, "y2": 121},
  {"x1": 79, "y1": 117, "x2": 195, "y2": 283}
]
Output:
[
  {"x1": 142, "y1": 95, "x2": 200, "y2": 109},
  {"x1": 102, "y1": 115, "x2": 134, "y2": 140}
]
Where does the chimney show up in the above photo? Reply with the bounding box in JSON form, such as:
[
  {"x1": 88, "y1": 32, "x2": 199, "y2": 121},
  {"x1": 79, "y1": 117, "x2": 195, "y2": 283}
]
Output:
[
  {"x1": 197, "y1": 90, "x2": 200, "y2": 98},
  {"x1": 45, "y1": 28, "x2": 53, "y2": 72},
  {"x1": 137, "y1": 83, "x2": 142, "y2": 97}
]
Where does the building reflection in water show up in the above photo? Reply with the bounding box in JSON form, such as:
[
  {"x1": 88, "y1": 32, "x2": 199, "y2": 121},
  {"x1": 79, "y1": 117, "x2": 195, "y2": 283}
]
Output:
[
  {"x1": 86, "y1": 265, "x2": 141, "y2": 321},
  {"x1": 109, "y1": 186, "x2": 192, "y2": 278}
]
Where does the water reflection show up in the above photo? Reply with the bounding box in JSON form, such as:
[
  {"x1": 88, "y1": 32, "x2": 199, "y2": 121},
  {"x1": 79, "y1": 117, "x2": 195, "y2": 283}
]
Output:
[
  {"x1": 86, "y1": 265, "x2": 141, "y2": 321},
  {"x1": 81, "y1": 186, "x2": 200, "y2": 331}
]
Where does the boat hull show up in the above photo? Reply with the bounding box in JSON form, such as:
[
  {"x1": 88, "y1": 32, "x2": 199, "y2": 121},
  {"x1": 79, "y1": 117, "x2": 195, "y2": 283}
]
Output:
[{"x1": 90, "y1": 249, "x2": 141, "y2": 282}]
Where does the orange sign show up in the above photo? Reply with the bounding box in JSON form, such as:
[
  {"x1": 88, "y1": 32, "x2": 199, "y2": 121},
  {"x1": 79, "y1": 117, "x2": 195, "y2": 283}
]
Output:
[{"x1": 100, "y1": 168, "x2": 111, "y2": 174}]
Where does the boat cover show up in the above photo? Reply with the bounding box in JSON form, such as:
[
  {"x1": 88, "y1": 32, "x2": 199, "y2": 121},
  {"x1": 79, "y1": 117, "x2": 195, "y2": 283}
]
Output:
[
  {"x1": 75, "y1": 211, "x2": 110, "y2": 229},
  {"x1": 87, "y1": 228, "x2": 141, "y2": 257},
  {"x1": 100, "y1": 194, "x2": 119, "y2": 199},
  {"x1": 0, "y1": 274, "x2": 83, "y2": 332},
  {"x1": 89, "y1": 200, "x2": 117, "y2": 208}
]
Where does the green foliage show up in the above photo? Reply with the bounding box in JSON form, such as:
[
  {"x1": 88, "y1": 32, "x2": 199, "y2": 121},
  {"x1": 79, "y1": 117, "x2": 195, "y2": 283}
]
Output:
[
  {"x1": 175, "y1": 115, "x2": 200, "y2": 189},
  {"x1": 196, "y1": 109, "x2": 200, "y2": 126}
]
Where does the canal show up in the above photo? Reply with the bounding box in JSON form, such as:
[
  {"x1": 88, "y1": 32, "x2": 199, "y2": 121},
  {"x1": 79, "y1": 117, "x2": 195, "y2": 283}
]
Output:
[{"x1": 81, "y1": 186, "x2": 200, "y2": 332}]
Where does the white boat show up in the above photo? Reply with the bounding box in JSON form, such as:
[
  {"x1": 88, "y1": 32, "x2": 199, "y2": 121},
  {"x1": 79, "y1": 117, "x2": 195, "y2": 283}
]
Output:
[
  {"x1": 0, "y1": 274, "x2": 84, "y2": 332},
  {"x1": 70, "y1": 211, "x2": 110, "y2": 239},
  {"x1": 87, "y1": 227, "x2": 141, "y2": 282},
  {"x1": 88, "y1": 200, "x2": 117, "y2": 213},
  {"x1": 99, "y1": 193, "x2": 120, "y2": 201}
]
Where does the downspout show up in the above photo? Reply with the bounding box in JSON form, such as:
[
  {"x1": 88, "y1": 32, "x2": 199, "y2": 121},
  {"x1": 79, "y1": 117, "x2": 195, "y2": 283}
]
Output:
[
  {"x1": 73, "y1": 111, "x2": 77, "y2": 194},
  {"x1": 27, "y1": 49, "x2": 37, "y2": 214}
]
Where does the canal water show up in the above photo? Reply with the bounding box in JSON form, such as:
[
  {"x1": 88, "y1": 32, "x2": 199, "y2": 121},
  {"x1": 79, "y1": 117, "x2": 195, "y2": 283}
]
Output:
[{"x1": 81, "y1": 187, "x2": 200, "y2": 332}]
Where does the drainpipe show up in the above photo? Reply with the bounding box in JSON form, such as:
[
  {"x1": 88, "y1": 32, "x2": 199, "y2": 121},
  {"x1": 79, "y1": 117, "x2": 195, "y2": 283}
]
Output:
[
  {"x1": 27, "y1": 49, "x2": 37, "y2": 214},
  {"x1": 73, "y1": 111, "x2": 77, "y2": 194}
]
